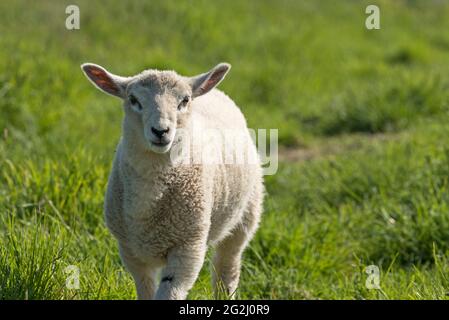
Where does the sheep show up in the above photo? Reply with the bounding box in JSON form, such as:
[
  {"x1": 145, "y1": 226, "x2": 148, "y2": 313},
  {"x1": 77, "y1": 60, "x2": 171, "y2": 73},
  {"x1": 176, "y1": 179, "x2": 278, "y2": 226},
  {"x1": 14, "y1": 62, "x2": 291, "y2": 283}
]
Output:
[{"x1": 80, "y1": 62, "x2": 264, "y2": 300}]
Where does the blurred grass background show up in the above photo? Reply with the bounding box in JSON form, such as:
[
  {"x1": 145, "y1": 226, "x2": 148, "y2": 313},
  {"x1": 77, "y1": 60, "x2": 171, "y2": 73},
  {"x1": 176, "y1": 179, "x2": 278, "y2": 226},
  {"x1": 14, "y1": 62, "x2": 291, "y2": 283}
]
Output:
[{"x1": 2, "y1": 0, "x2": 449, "y2": 299}]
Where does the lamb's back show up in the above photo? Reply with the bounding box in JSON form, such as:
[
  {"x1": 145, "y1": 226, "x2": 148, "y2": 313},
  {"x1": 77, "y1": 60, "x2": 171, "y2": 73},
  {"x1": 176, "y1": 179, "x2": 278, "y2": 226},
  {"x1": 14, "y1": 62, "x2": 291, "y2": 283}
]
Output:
[{"x1": 191, "y1": 89, "x2": 248, "y2": 131}]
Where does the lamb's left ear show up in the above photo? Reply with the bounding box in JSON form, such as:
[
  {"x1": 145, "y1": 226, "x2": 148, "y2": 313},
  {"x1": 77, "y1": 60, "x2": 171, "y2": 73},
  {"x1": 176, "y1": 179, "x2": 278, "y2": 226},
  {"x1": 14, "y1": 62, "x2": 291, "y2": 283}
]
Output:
[
  {"x1": 188, "y1": 63, "x2": 231, "y2": 98},
  {"x1": 81, "y1": 63, "x2": 130, "y2": 99}
]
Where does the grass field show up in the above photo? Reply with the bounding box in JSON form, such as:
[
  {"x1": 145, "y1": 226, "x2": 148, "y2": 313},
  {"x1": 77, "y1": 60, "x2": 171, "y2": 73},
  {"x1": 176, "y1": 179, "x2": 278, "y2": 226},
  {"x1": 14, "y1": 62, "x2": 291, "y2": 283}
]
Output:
[{"x1": 2, "y1": 0, "x2": 449, "y2": 299}]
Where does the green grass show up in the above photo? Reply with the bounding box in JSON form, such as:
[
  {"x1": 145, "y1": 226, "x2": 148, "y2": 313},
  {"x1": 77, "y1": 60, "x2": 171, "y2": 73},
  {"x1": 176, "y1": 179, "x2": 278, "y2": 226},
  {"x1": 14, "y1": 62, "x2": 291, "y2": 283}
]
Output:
[{"x1": 2, "y1": 0, "x2": 449, "y2": 299}]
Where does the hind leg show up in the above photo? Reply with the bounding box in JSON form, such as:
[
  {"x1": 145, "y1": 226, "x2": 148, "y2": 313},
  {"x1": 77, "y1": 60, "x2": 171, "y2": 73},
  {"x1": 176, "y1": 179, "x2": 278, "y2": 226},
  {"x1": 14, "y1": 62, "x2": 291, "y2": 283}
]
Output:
[{"x1": 212, "y1": 198, "x2": 262, "y2": 299}]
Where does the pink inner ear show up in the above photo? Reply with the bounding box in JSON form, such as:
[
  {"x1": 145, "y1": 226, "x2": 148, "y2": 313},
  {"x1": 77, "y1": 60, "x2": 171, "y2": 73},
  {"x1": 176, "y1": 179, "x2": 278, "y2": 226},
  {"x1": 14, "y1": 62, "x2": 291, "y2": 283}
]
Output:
[
  {"x1": 200, "y1": 69, "x2": 227, "y2": 93},
  {"x1": 85, "y1": 66, "x2": 120, "y2": 95}
]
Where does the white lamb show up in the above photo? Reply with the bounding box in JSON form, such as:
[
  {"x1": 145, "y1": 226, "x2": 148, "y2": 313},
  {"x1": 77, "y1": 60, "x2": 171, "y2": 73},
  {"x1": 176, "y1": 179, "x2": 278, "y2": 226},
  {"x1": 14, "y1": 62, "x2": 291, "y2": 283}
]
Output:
[{"x1": 81, "y1": 62, "x2": 264, "y2": 300}]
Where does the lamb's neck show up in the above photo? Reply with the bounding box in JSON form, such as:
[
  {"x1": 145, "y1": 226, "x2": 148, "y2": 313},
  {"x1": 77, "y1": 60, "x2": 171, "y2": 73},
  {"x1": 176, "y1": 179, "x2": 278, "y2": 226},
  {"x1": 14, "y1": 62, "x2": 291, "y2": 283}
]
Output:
[{"x1": 121, "y1": 138, "x2": 171, "y2": 177}]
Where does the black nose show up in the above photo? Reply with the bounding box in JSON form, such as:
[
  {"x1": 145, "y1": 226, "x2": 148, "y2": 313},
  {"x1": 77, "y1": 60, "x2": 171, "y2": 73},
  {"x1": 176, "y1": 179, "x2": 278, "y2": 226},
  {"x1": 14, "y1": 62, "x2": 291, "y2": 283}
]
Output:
[{"x1": 151, "y1": 127, "x2": 169, "y2": 139}]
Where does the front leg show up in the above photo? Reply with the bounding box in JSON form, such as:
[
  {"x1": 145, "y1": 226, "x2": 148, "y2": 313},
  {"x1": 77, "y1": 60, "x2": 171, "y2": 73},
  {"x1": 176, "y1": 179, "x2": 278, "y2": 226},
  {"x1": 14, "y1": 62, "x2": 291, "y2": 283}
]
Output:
[
  {"x1": 155, "y1": 243, "x2": 207, "y2": 300},
  {"x1": 119, "y1": 243, "x2": 159, "y2": 300}
]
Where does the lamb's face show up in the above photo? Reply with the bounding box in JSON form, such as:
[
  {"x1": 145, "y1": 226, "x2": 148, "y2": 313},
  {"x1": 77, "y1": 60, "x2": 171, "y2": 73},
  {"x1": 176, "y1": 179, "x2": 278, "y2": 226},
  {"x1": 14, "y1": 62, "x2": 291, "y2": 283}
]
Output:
[
  {"x1": 81, "y1": 62, "x2": 231, "y2": 154},
  {"x1": 124, "y1": 72, "x2": 192, "y2": 154}
]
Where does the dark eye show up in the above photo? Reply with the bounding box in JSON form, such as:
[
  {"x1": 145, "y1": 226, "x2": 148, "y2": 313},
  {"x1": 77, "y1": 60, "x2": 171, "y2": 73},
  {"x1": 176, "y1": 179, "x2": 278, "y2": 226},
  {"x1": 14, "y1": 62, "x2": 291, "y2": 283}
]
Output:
[
  {"x1": 129, "y1": 95, "x2": 142, "y2": 111},
  {"x1": 178, "y1": 96, "x2": 190, "y2": 110}
]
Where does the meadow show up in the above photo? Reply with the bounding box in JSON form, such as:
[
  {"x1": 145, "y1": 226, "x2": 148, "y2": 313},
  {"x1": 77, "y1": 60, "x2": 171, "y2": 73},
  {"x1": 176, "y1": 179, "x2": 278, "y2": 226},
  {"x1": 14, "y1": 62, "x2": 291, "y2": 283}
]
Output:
[{"x1": 1, "y1": 0, "x2": 449, "y2": 299}]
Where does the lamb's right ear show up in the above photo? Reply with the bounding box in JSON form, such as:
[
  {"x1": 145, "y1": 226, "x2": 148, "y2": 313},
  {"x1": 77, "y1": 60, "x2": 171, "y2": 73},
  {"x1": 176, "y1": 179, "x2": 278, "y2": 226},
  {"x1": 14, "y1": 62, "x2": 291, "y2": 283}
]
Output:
[{"x1": 81, "y1": 63, "x2": 129, "y2": 99}]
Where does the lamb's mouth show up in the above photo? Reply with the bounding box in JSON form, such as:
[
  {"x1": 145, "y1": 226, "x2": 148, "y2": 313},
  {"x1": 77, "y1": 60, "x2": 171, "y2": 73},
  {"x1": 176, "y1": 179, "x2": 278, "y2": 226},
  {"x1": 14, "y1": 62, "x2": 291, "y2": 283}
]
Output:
[
  {"x1": 149, "y1": 140, "x2": 172, "y2": 153},
  {"x1": 151, "y1": 141, "x2": 170, "y2": 147}
]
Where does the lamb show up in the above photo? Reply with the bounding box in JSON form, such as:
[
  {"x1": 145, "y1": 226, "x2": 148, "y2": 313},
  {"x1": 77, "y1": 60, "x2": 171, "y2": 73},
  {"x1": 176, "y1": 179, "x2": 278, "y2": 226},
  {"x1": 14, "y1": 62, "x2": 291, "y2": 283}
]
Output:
[{"x1": 81, "y1": 62, "x2": 264, "y2": 300}]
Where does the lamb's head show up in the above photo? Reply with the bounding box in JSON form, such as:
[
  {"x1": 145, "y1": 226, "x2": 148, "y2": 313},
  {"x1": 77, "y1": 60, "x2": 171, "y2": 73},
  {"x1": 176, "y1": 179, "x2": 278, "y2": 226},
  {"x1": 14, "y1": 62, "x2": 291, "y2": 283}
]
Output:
[{"x1": 81, "y1": 62, "x2": 231, "y2": 154}]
